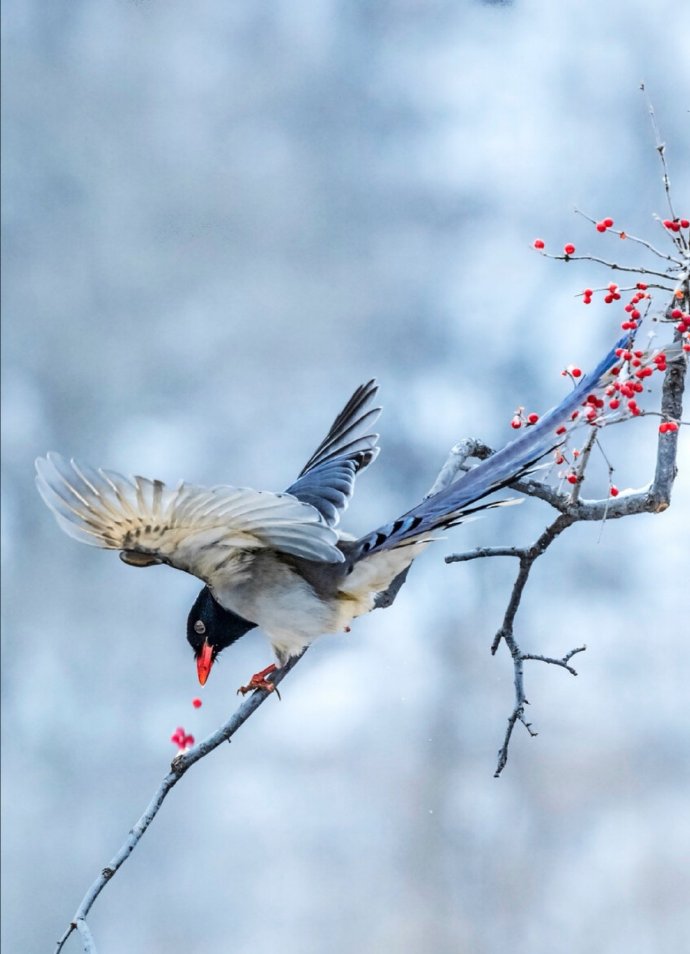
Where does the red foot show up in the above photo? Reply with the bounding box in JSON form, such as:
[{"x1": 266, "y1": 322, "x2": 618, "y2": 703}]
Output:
[{"x1": 237, "y1": 664, "x2": 280, "y2": 698}]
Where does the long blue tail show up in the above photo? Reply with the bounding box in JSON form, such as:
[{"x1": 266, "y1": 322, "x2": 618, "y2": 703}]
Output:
[{"x1": 351, "y1": 335, "x2": 628, "y2": 561}]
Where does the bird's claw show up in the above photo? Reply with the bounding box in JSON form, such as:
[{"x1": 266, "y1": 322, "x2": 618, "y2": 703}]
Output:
[{"x1": 237, "y1": 664, "x2": 281, "y2": 699}]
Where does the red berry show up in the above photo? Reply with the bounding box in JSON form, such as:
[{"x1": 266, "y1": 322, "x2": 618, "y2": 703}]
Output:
[
  {"x1": 556, "y1": 426, "x2": 567, "y2": 435},
  {"x1": 604, "y1": 294, "x2": 614, "y2": 304},
  {"x1": 533, "y1": 239, "x2": 545, "y2": 249},
  {"x1": 511, "y1": 417, "x2": 522, "y2": 430},
  {"x1": 192, "y1": 698, "x2": 203, "y2": 708},
  {"x1": 609, "y1": 399, "x2": 620, "y2": 410},
  {"x1": 564, "y1": 243, "x2": 576, "y2": 255},
  {"x1": 680, "y1": 219, "x2": 690, "y2": 229},
  {"x1": 566, "y1": 474, "x2": 578, "y2": 485},
  {"x1": 610, "y1": 486, "x2": 619, "y2": 497},
  {"x1": 596, "y1": 222, "x2": 607, "y2": 232},
  {"x1": 603, "y1": 217, "x2": 614, "y2": 228},
  {"x1": 636, "y1": 282, "x2": 648, "y2": 290},
  {"x1": 527, "y1": 413, "x2": 539, "y2": 424},
  {"x1": 571, "y1": 367, "x2": 582, "y2": 378}
]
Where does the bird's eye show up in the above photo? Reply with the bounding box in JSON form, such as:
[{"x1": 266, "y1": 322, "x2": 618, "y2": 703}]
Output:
[{"x1": 194, "y1": 620, "x2": 206, "y2": 635}]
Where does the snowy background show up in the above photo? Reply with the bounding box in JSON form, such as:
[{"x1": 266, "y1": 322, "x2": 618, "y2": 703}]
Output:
[{"x1": 2, "y1": 2, "x2": 689, "y2": 953}]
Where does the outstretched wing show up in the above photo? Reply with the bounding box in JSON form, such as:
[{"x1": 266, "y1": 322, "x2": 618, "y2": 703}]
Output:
[
  {"x1": 36, "y1": 453, "x2": 344, "y2": 583},
  {"x1": 285, "y1": 379, "x2": 381, "y2": 526}
]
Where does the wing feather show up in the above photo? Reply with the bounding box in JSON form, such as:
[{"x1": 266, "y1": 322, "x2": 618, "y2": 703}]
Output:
[
  {"x1": 36, "y1": 453, "x2": 344, "y2": 580},
  {"x1": 285, "y1": 380, "x2": 381, "y2": 526}
]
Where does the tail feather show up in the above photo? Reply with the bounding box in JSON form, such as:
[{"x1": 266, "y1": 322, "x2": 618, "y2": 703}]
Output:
[{"x1": 350, "y1": 335, "x2": 628, "y2": 562}]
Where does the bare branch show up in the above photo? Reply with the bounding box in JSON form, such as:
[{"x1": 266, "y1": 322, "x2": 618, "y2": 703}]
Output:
[
  {"x1": 445, "y1": 546, "x2": 524, "y2": 563},
  {"x1": 522, "y1": 646, "x2": 586, "y2": 676}
]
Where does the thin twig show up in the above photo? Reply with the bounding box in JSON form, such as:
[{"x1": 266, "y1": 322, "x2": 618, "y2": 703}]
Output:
[
  {"x1": 641, "y1": 83, "x2": 677, "y2": 222},
  {"x1": 445, "y1": 546, "x2": 524, "y2": 563},
  {"x1": 538, "y1": 250, "x2": 677, "y2": 280},
  {"x1": 573, "y1": 208, "x2": 680, "y2": 264},
  {"x1": 54, "y1": 653, "x2": 304, "y2": 954}
]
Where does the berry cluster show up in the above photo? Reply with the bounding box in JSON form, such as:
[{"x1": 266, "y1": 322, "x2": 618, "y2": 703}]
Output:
[
  {"x1": 532, "y1": 239, "x2": 577, "y2": 255},
  {"x1": 170, "y1": 726, "x2": 195, "y2": 751},
  {"x1": 510, "y1": 408, "x2": 540, "y2": 430},
  {"x1": 601, "y1": 346, "x2": 671, "y2": 421},
  {"x1": 671, "y1": 306, "x2": 690, "y2": 353},
  {"x1": 662, "y1": 218, "x2": 690, "y2": 232},
  {"x1": 595, "y1": 217, "x2": 615, "y2": 233},
  {"x1": 580, "y1": 282, "x2": 649, "y2": 330}
]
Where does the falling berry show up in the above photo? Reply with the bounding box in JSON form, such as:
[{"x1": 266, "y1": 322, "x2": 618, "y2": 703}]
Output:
[
  {"x1": 192, "y1": 698, "x2": 203, "y2": 709},
  {"x1": 170, "y1": 726, "x2": 195, "y2": 752}
]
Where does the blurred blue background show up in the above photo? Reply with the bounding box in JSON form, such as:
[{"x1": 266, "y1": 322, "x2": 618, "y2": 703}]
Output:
[{"x1": 2, "y1": 2, "x2": 689, "y2": 952}]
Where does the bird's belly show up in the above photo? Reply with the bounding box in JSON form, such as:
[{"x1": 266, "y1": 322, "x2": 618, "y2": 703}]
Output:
[{"x1": 211, "y1": 558, "x2": 348, "y2": 662}]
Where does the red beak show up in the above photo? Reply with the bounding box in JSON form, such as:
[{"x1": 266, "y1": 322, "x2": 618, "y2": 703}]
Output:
[{"x1": 196, "y1": 640, "x2": 214, "y2": 686}]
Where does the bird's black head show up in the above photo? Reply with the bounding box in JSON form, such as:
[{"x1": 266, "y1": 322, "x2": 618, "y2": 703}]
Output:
[{"x1": 187, "y1": 587, "x2": 258, "y2": 685}]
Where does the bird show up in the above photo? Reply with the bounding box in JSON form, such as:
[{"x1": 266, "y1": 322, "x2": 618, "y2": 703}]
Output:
[{"x1": 36, "y1": 337, "x2": 625, "y2": 692}]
